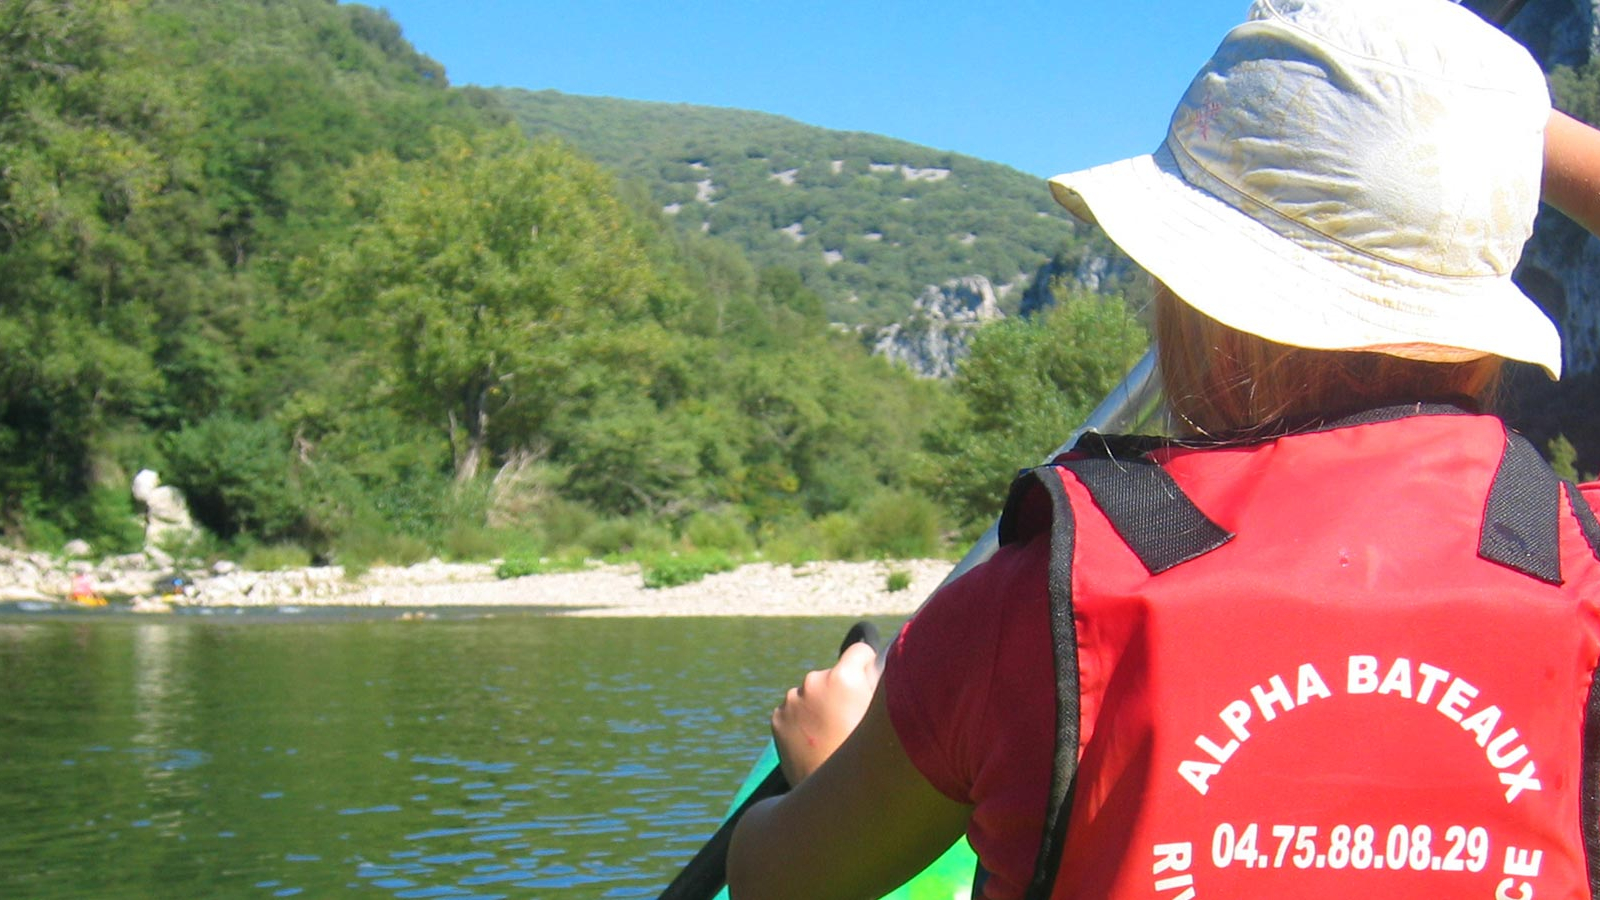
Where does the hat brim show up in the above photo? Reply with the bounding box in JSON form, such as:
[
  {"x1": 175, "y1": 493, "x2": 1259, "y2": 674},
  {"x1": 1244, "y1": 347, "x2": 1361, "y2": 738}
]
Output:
[{"x1": 1049, "y1": 144, "x2": 1562, "y2": 379}]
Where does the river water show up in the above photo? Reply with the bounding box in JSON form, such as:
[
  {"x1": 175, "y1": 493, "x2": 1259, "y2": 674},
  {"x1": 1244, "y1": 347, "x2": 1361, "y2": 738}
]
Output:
[{"x1": 0, "y1": 609, "x2": 893, "y2": 899}]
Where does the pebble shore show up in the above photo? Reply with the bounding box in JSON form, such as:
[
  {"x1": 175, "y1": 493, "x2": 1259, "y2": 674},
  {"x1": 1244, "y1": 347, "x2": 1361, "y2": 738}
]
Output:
[
  {"x1": 350, "y1": 559, "x2": 955, "y2": 617},
  {"x1": 1, "y1": 550, "x2": 957, "y2": 617}
]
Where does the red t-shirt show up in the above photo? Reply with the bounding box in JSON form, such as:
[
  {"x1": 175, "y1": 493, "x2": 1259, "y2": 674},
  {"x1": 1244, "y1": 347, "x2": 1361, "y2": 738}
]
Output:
[
  {"x1": 885, "y1": 429, "x2": 1600, "y2": 900},
  {"x1": 886, "y1": 527, "x2": 1057, "y2": 900}
]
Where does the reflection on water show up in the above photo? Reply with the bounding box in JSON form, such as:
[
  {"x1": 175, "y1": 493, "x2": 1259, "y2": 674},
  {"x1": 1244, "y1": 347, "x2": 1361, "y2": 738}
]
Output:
[{"x1": 0, "y1": 613, "x2": 884, "y2": 898}]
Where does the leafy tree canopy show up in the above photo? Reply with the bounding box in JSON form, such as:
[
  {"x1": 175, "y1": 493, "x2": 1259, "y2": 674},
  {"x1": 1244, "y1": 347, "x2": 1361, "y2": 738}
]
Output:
[
  {"x1": 0, "y1": 0, "x2": 1152, "y2": 572},
  {"x1": 919, "y1": 288, "x2": 1150, "y2": 531}
]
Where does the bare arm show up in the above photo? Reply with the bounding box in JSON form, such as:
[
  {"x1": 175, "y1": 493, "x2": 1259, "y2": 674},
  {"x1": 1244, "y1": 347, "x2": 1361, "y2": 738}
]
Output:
[
  {"x1": 726, "y1": 682, "x2": 972, "y2": 900},
  {"x1": 1544, "y1": 109, "x2": 1600, "y2": 236}
]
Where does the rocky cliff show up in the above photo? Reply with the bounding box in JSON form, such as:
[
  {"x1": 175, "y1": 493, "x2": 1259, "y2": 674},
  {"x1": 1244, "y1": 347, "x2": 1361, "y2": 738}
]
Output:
[
  {"x1": 1017, "y1": 249, "x2": 1144, "y2": 319},
  {"x1": 871, "y1": 276, "x2": 1004, "y2": 378}
]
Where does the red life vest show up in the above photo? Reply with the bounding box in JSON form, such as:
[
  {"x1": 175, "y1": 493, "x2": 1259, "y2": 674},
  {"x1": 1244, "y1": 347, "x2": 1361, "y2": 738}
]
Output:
[{"x1": 996, "y1": 407, "x2": 1600, "y2": 900}]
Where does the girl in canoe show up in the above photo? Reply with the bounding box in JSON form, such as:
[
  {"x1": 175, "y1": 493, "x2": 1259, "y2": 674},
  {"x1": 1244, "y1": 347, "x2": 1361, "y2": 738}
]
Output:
[{"x1": 728, "y1": 0, "x2": 1600, "y2": 898}]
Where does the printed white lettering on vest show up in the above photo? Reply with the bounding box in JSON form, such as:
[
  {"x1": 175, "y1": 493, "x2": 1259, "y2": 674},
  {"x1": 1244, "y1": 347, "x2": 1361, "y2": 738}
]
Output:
[
  {"x1": 1417, "y1": 662, "x2": 1450, "y2": 705},
  {"x1": 1344, "y1": 656, "x2": 1542, "y2": 801},
  {"x1": 1378, "y1": 657, "x2": 1414, "y2": 698},
  {"x1": 1220, "y1": 700, "x2": 1252, "y2": 742},
  {"x1": 1438, "y1": 677, "x2": 1479, "y2": 722},
  {"x1": 1504, "y1": 846, "x2": 1543, "y2": 878},
  {"x1": 1153, "y1": 840, "x2": 1196, "y2": 900},
  {"x1": 1195, "y1": 734, "x2": 1237, "y2": 764},
  {"x1": 1153, "y1": 874, "x2": 1196, "y2": 900},
  {"x1": 1181, "y1": 656, "x2": 1545, "y2": 801},
  {"x1": 1500, "y1": 763, "x2": 1542, "y2": 803},
  {"x1": 1252, "y1": 675, "x2": 1294, "y2": 721},
  {"x1": 1152, "y1": 842, "x2": 1192, "y2": 875},
  {"x1": 1179, "y1": 664, "x2": 1332, "y2": 795},
  {"x1": 1461, "y1": 704, "x2": 1504, "y2": 746},
  {"x1": 1487, "y1": 729, "x2": 1529, "y2": 768},
  {"x1": 1497, "y1": 880, "x2": 1534, "y2": 900},
  {"x1": 1349, "y1": 655, "x2": 1379, "y2": 693},
  {"x1": 1178, "y1": 759, "x2": 1222, "y2": 795},
  {"x1": 1497, "y1": 849, "x2": 1542, "y2": 900},
  {"x1": 1297, "y1": 663, "x2": 1332, "y2": 704}
]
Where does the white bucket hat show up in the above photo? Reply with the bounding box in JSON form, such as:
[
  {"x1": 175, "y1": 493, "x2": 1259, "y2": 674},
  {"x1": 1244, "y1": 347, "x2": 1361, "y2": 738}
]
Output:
[{"x1": 1049, "y1": 0, "x2": 1562, "y2": 378}]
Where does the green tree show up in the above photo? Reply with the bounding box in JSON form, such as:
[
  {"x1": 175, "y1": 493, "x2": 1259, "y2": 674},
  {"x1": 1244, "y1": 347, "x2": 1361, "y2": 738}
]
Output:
[
  {"x1": 0, "y1": 0, "x2": 966, "y2": 563},
  {"x1": 310, "y1": 128, "x2": 661, "y2": 484},
  {"x1": 1551, "y1": 62, "x2": 1600, "y2": 125},
  {"x1": 164, "y1": 415, "x2": 302, "y2": 541},
  {"x1": 920, "y1": 289, "x2": 1149, "y2": 529},
  {"x1": 0, "y1": 0, "x2": 224, "y2": 535}
]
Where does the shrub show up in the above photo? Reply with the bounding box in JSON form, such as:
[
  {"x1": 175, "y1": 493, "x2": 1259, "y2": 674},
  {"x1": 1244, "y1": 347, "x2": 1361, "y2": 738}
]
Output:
[
  {"x1": 241, "y1": 542, "x2": 314, "y2": 571},
  {"x1": 18, "y1": 515, "x2": 67, "y2": 554},
  {"x1": 755, "y1": 517, "x2": 825, "y2": 565},
  {"x1": 162, "y1": 416, "x2": 305, "y2": 542},
  {"x1": 441, "y1": 522, "x2": 502, "y2": 561},
  {"x1": 495, "y1": 551, "x2": 591, "y2": 579},
  {"x1": 852, "y1": 489, "x2": 944, "y2": 559},
  {"x1": 581, "y1": 515, "x2": 674, "y2": 558},
  {"x1": 452, "y1": 526, "x2": 546, "y2": 567},
  {"x1": 496, "y1": 555, "x2": 541, "y2": 579},
  {"x1": 642, "y1": 549, "x2": 738, "y2": 588},
  {"x1": 1548, "y1": 434, "x2": 1593, "y2": 482},
  {"x1": 813, "y1": 511, "x2": 862, "y2": 559},
  {"x1": 157, "y1": 527, "x2": 223, "y2": 571},
  {"x1": 368, "y1": 469, "x2": 460, "y2": 544},
  {"x1": 331, "y1": 528, "x2": 431, "y2": 577},
  {"x1": 486, "y1": 452, "x2": 565, "y2": 529},
  {"x1": 542, "y1": 497, "x2": 599, "y2": 544},
  {"x1": 683, "y1": 507, "x2": 755, "y2": 554},
  {"x1": 64, "y1": 485, "x2": 145, "y2": 556},
  {"x1": 885, "y1": 569, "x2": 912, "y2": 592}
]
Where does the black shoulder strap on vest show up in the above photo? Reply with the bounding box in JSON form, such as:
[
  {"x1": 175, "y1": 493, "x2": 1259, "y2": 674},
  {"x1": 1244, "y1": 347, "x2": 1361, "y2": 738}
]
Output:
[
  {"x1": 1479, "y1": 432, "x2": 1564, "y2": 584},
  {"x1": 1002, "y1": 431, "x2": 1234, "y2": 574},
  {"x1": 1057, "y1": 454, "x2": 1234, "y2": 575},
  {"x1": 1003, "y1": 441, "x2": 1232, "y2": 900}
]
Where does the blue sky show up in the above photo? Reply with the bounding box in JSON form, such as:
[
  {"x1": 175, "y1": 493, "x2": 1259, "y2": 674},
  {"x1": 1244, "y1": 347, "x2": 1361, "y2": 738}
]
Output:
[{"x1": 366, "y1": 1, "x2": 1247, "y2": 178}]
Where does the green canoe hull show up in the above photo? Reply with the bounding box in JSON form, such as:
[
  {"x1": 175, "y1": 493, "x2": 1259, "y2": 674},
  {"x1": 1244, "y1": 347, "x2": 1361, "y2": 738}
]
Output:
[{"x1": 710, "y1": 742, "x2": 976, "y2": 900}]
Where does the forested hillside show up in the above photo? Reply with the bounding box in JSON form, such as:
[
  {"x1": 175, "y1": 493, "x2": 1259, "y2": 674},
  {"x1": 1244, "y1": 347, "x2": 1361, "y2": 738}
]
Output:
[
  {"x1": 496, "y1": 89, "x2": 1128, "y2": 326},
  {"x1": 0, "y1": 0, "x2": 1146, "y2": 571}
]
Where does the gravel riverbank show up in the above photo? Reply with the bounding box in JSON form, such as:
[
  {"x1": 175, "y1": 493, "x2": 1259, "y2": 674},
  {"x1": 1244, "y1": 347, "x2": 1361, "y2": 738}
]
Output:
[
  {"x1": 0, "y1": 550, "x2": 957, "y2": 617},
  {"x1": 351, "y1": 558, "x2": 955, "y2": 617}
]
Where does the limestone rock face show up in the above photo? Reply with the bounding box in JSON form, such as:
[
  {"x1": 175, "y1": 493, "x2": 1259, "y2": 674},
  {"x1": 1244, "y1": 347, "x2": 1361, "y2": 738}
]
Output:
[
  {"x1": 872, "y1": 276, "x2": 1004, "y2": 378},
  {"x1": 1018, "y1": 252, "x2": 1140, "y2": 319},
  {"x1": 131, "y1": 469, "x2": 196, "y2": 552}
]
